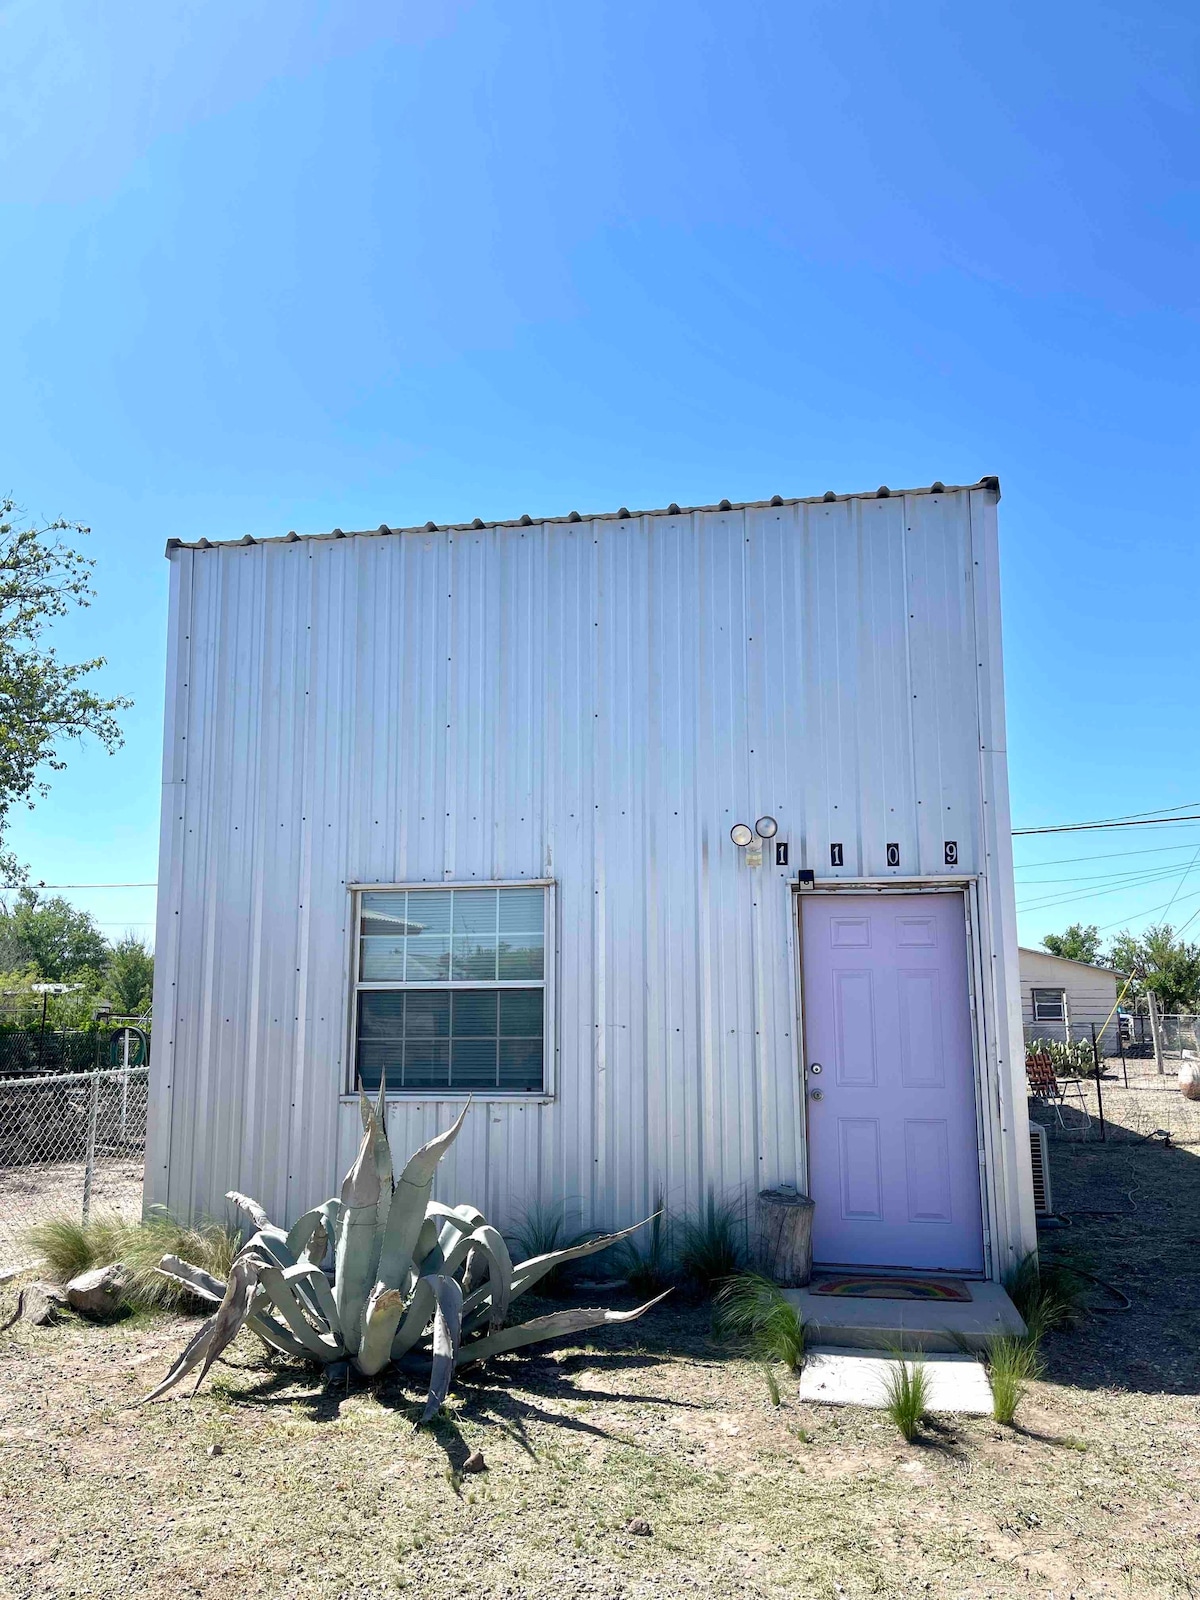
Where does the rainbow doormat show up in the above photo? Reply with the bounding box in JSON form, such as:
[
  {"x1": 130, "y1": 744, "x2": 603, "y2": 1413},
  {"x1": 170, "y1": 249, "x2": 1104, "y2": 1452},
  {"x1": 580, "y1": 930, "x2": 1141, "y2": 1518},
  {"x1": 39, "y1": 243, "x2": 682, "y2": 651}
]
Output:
[{"x1": 811, "y1": 1275, "x2": 972, "y2": 1302}]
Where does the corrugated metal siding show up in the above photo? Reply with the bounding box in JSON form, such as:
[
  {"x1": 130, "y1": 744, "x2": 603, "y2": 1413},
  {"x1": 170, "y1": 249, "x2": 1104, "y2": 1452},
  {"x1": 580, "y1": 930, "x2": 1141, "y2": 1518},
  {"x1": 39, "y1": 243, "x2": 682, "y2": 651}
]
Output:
[{"x1": 148, "y1": 487, "x2": 1029, "y2": 1254}]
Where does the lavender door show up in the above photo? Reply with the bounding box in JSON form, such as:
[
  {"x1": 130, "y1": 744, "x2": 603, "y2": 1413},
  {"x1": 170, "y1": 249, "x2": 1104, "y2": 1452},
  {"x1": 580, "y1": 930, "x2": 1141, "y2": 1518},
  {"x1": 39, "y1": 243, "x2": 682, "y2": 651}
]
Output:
[{"x1": 800, "y1": 893, "x2": 984, "y2": 1272}]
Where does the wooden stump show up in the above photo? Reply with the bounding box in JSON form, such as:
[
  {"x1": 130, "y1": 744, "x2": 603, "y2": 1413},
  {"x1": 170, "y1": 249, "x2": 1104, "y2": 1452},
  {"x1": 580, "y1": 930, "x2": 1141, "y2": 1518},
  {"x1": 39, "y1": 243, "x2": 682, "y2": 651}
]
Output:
[{"x1": 756, "y1": 1188, "x2": 815, "y2": 1287}]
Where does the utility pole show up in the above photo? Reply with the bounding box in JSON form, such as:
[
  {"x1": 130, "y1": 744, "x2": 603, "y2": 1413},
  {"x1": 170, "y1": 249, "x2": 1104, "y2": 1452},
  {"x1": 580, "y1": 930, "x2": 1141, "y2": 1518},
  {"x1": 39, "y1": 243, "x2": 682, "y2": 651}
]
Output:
[{"x1": 1147, "y1": 989, "x2": 1166, "y2": 1077}]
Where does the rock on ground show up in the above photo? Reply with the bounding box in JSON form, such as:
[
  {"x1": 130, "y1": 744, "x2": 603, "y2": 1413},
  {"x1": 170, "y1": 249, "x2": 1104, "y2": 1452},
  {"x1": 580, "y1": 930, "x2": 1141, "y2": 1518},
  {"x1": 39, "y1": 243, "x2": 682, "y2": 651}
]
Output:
[{"x1": 65, "y1": 1264, "x2": 131, "y2": 1317}]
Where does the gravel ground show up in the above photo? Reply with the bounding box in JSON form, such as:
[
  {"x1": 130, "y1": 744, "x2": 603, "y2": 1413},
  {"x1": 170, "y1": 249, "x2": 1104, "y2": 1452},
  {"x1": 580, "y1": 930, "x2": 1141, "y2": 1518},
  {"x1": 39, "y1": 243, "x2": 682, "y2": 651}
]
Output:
[{"x1": 0, "y1": 1096, "x2": 1197, "y2": 1600}]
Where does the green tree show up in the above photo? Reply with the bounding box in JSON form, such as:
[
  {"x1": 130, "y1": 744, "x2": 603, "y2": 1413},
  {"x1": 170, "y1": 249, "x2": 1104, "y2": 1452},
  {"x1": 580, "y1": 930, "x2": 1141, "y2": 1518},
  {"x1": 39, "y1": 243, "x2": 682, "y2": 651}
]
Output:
[
  {"x1": 1042, "y1": 923, "x2": 1103, "y2": 964},
  {"x1": 0, "y1": 887, "x2": 109, "y2": 981},
  {"x1": 1108, "y1": 923, "x2": 1200, "y2": 1014},
  {"x1": 0, "y1": 500, "x2": 129, "y2": 844},
  {"x1": 105, "y1": 932, "x2": 154, "y2": 1015}
]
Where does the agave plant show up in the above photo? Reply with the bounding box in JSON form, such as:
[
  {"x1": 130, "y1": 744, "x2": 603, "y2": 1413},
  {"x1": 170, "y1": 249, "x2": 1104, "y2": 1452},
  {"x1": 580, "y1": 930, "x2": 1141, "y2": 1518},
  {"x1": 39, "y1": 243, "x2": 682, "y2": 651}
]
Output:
[{"x1": 144, "y1": 1089, "x2": 667, "y2": 1420}]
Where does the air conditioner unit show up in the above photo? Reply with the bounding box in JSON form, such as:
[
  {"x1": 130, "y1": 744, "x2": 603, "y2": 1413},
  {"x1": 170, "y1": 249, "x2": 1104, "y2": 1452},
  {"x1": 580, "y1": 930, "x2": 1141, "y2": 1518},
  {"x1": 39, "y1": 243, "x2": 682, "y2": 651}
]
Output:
[{"x1": 1029, "y1": 1122, "x2": 1053, "y2": 1218}]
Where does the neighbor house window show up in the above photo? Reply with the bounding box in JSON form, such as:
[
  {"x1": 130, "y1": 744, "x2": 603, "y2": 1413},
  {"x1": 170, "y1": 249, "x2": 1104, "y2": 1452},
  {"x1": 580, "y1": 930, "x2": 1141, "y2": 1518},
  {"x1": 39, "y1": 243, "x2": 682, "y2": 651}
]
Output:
[
  {"x1": 1031, "y1": 988, "x2": 1066, "y2": 1023},
  {"x1": 351, "y1": 883, "x2": 552, "y2": 1095}
]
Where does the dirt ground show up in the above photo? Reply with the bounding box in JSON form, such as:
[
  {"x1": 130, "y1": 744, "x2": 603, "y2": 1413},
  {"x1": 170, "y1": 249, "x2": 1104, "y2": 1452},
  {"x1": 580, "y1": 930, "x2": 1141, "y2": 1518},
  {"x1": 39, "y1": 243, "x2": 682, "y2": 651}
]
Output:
[{"x1": 1, "y1": 1097, "x2": 1198, "y2": 1600}]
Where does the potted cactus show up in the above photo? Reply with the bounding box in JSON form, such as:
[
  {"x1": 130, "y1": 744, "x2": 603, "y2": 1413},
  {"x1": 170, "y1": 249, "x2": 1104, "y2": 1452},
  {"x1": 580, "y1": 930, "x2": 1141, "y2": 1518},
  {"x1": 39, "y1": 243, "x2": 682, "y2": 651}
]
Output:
[{"x1": 145, "y1": 1089, "x2": 666, "y2": 1420}]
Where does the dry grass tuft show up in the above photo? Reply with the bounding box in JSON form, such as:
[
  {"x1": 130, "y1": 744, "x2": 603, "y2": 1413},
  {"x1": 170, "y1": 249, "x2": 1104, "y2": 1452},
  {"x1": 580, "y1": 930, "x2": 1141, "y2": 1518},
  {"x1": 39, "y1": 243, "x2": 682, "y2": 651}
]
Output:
[{"x1": 25, "y1": 1208, "x2": 240, "y2": 1312}]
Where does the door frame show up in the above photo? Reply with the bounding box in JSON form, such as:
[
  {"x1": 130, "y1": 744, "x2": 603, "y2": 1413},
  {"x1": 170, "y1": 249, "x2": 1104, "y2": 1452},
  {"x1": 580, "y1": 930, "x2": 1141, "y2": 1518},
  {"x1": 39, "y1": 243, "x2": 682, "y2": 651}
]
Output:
[{"x1": 791, "y1": 876, "x2": 995, "y2": 1279}]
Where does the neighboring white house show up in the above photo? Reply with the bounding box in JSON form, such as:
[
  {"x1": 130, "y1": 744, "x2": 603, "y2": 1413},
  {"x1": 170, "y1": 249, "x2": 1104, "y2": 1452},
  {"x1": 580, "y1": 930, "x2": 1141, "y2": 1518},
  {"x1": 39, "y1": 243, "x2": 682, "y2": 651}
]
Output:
[
  {"x1": 147, "y1": 477, "x2": 1037, "y2": 1284},
  {"x1": 1019, "y1": 947, "x2": 1126, "y2": 1053}
]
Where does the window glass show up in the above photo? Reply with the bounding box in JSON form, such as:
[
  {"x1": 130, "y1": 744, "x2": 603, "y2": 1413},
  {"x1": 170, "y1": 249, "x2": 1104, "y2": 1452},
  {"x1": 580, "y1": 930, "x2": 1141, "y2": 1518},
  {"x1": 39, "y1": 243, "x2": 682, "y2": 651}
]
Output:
[
  {"x1": 354, "y1": 884, "x2": 547, "y2": 1095},
  {"x1": 1032, "y1": 988, "x2": 1065, "y2": 1021}
]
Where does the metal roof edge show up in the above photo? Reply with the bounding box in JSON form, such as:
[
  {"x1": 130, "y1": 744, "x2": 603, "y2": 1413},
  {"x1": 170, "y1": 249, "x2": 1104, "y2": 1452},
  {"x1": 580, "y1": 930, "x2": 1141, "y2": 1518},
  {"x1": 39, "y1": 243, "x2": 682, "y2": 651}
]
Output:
[
  {"x1": 164, "y1": 475, "x2": 1001, "y2": 555},
  {"x1": 1018, "y1": 946, "x2": 1129, "y2": 980}
]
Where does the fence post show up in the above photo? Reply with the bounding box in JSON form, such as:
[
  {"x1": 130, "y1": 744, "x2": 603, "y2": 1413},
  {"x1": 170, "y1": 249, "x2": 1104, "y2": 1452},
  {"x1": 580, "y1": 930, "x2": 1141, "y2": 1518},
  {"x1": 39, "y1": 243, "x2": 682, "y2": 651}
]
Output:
[
  {"x1": 1147, "y1": 990, "x2": 1166, "y2": 1076},
  {"x1": 1091, "y1": 1022, "x2": 1106, "y2": 1143},
  {"x1": 82, "y1": 1069, "x2": 100, "y2": 1222}
]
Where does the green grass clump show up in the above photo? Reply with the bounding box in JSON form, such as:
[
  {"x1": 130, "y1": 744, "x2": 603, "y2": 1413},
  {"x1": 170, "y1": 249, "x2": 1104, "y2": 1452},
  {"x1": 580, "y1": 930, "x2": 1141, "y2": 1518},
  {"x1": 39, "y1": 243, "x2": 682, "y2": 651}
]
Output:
[
  {"x1": 987, "y1": 1333, "x2": 1043, "y2": 1425},
  {"x1": 677, "y1": 1191, "x2": 746, "y2": 1292},
  {"x1": 882, "y1": 1354, "x2": 929, "y2": 1441},
  {"x1": 1004, "y1": 1250, "x2": 1083, "y2": 1343},
  {"x1": 715, "y1": 1271, "x2": 806, "y2": 1370},
  {"x1": 508, "y1": 1202, "x2": 595, "y2": 1294},
  {"x1": 617, "y1": 1196, "x2": 675, "y2": 1296},
  {"x1": 26, "y1": 1208, "x2": 240, "y2": 1312}
]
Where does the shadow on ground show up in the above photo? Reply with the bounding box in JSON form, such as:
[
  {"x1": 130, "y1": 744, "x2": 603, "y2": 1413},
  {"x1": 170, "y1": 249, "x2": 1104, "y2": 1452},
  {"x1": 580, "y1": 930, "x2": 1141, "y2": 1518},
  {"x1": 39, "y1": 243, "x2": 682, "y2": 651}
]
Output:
[{"x1": 1033, "y1": 1108, "x2": 1200, "y2": 1397}]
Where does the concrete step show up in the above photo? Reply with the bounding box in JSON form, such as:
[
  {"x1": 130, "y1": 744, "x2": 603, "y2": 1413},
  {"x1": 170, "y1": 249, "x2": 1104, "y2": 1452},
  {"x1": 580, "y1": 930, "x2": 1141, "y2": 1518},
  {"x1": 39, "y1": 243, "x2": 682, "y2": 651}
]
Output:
[
  {"x1": 799, "y1": 1346, "x2": 995, "y2": 1413},
  {"x1": 784, "y1": 1278, "x2": 1026, "y2": 1353}
]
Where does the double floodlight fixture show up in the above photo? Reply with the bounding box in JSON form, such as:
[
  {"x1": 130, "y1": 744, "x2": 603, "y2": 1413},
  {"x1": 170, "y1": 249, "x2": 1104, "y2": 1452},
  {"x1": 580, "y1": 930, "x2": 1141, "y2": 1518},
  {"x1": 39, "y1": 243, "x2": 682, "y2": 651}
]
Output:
[{"x1": 731, "y1": 816, "x2": 779, "y2": 847}]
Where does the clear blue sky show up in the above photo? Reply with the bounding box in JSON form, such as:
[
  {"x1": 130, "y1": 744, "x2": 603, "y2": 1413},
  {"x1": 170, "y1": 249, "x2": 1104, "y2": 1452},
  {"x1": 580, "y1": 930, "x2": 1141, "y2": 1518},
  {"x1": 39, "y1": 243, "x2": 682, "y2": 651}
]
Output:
[{"x1": 1, "y1": 0, "x2": 1197, "y2": 954}]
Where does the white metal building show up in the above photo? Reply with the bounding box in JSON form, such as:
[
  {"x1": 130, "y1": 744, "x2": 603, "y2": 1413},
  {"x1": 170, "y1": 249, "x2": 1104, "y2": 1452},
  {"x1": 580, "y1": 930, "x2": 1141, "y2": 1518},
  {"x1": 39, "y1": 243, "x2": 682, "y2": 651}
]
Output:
[{"x1": 147, "y1": 478, "x2": 1037, "y2": 1282}]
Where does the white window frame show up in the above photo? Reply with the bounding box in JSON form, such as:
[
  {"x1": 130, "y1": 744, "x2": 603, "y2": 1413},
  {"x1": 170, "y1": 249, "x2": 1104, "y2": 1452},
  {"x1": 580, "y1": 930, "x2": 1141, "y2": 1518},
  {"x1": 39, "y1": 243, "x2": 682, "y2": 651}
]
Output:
[
  {"x1": 347, "y1": 879, "x2": 556, "y2": 1101},
  {"x1": 1031, "y1": 987, "x2": 1066, "y2": 1024}
]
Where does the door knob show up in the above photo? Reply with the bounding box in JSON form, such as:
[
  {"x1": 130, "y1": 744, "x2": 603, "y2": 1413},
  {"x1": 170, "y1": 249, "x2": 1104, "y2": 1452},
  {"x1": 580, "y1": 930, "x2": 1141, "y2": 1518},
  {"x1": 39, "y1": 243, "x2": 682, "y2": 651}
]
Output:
[{"x1": 810, "y1": 1089, "x2": 824, "y2": 1102}]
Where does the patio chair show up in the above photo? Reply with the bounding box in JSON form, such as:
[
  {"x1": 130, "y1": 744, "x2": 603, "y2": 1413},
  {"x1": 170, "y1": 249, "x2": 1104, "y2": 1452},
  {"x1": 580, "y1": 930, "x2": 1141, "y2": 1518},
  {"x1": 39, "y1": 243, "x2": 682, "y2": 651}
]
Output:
[{"x1": 1025, "y1": 1051, "x2": 1089, "y2": 1134}]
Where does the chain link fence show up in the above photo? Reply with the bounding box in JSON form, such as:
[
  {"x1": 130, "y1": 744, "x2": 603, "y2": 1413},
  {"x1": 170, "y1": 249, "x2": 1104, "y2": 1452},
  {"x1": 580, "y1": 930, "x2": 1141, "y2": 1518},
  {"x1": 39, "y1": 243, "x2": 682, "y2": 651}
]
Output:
[{"x1": 0, "y1": 1065, "x2": 149, "y2": 1273}]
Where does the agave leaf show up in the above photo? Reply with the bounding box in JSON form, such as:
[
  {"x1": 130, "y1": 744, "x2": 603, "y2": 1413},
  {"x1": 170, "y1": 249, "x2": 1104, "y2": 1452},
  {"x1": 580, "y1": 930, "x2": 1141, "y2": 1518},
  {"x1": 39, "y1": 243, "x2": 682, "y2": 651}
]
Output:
[
  {"x1": 375, "y1": 1103, "x2": 470, "y2": 1291},
  {"x1": 247, "y1": 1301, "x2": 320, "y2": 1359},
  {"x1": 143, "y1": 1250, "x2": 268, "y2": 1403},
  {"x1": 509, "y1": 1215, "x2": 657, "y2": 1299},
  {"x1": 436, "y1": 1224, "x2": 513, "y2": 1330},
  {"x1": 459, "y1": 1225, "x2": 512, "y2": 1329},
  {"x1": 339, "y1": 1109, "x2": 384, "y2": 1210},
  {"x1": 356, "y1": 1284, "x2": 406, "y2": 1376},
  {"x1": 334, "y1": 1111, "x2": 385, "y2": 1354},
  {"x1": 418, "y1": 1274, "x2": 464, "y2": 1424},
  {"x1": 432, "y1": 1202, "x2": 487, "y2": 1257},
  {"x1": 156, "y1": 1254, "x2": 226, "y2": 1305},
  {"x1": 226, "y1": 1190, "x2": 272, "y2": 1230},
  {"x1": 458, "y1": 1288, "x2": 672, "y2": 1365},
  {"x1": 372, "y1": 1077, "x2": 394, "y2": 1239},
  {"x1": 461, "y1": 1248, "x2": 485, "y2": 1298},
  {"x1": 286, "y1": 1199, "x2": 342, "y2": 1267},
  {"x1": 257, "y1": 1264, "x2": 343, "y2": 1359},
  {"x1": 390, "y1": 1277, "x2": 435, "y2": 1359},
  {"x1": 413, "y1": 1216, "x2": 440, "y2": 1268}
]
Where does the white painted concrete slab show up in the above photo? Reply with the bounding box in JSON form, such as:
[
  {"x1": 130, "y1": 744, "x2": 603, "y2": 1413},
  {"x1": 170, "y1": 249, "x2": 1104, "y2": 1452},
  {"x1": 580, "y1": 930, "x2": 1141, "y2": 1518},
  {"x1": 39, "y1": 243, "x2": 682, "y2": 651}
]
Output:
[{"x1": 799, "y1": 1347, "x2": 994, "y2": 1414}]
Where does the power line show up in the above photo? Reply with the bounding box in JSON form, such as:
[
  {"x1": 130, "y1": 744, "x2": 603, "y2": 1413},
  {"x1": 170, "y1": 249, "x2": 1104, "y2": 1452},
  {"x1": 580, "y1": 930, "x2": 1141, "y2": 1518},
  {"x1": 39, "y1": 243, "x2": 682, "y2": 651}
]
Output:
[
  {"x1": 1018, "y1": 800, "x2": 1200, "y2": 829},
  {"x1": 1016, "y1": 862, "x2": 1199, "y2": 914},
  {"x1": 1013, "y1": 815, "x2": 1200, "y2": 837},
  {"x1": 0, "y1": 881, "x2": 156, "y2": 890},
  {"x1": 1013, "y1": 841, "x2": 1200, "y2": 870},
  {"x1": 1095, "y1": 885, "x2": 1200, "y2": 934},
  {"x1": 1015, "y1": 860, "x2": 1200, "y2": 887}
]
